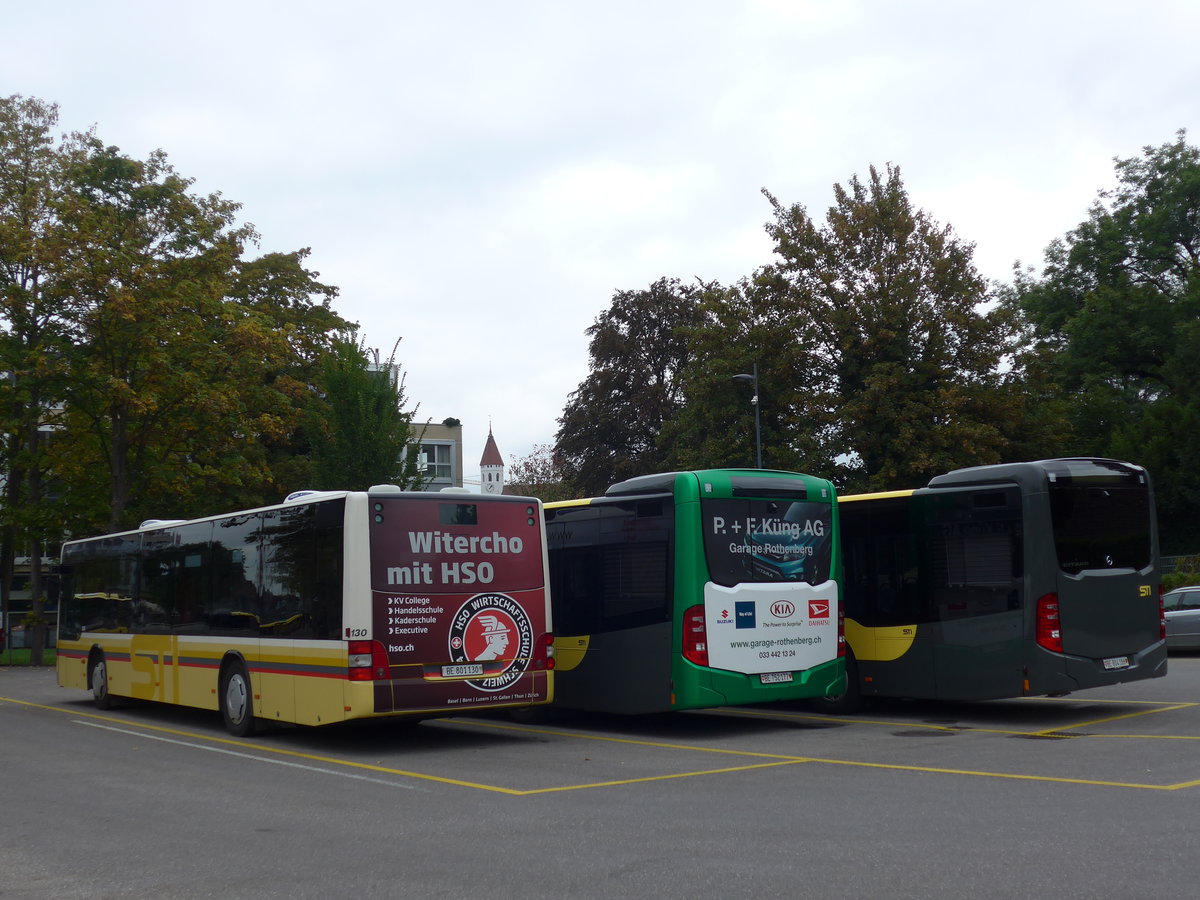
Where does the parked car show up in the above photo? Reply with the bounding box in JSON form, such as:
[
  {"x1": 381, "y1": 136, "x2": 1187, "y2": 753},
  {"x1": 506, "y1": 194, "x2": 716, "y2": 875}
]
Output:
[{"x1": 1163, "y1": 586, "x2": 1200, "y2": 651}]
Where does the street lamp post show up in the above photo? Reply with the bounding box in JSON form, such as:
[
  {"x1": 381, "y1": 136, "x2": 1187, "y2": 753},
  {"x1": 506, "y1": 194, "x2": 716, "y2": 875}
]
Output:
[{"x1": 732, "y1": 363, "x2": 762, "y2": 469}]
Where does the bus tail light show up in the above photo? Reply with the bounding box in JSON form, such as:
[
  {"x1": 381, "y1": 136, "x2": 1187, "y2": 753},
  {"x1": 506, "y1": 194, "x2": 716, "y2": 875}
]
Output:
[
  {"x1": 348, "y1": 640, "x2": 390, "y2": 681},
  {"x1": 529, "y1": 632, "x2": 556, "y2": 670},
  {"x1": 682, "y1": 605, "x2": 709, "y2": 667},
  {"x1": 1035, "y1": 593, "x2": 1064, "y2": 653}
]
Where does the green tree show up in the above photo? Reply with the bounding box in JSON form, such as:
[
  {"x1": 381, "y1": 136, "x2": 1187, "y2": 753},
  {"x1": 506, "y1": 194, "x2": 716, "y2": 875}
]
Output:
[
  {"x1": 753, "y1": 167, "x2": 1015, "y2": 491},
  {"x1": 304, "y1": 336, "x2": 422, "y2": 491},
  {"x1": 555, "y1": 277, "x2": 706, "y2": 495},
  {"x1": 42, "y1": 135, "x2": 355, "y2": 531},
  {"x1": 506, "y1": 443, "x2": 575, "y2": 502},
  {"x1": 666, "y1": 169, "x2": 1015, "y2": 491},
  {"x1": 661, "y1": 277, "x2": 829, "y2": 474},
  {"x1": 1012, "y1": 130, "x2": 1200, "y2": 550},
  {"x1": 49, "y1": 135, "x2": 256, "y2": 530},
  {"x1": 0, "y1": 95, "x2": 76, "y2": 662}
]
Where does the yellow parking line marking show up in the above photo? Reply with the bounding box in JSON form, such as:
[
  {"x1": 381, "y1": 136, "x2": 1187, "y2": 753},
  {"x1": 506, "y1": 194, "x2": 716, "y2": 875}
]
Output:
[
  {"x1": 717, "y1": 706, "x2": 1049, "y2": 737},
  {"x1": 9, "y1": 694, "x2": 1200, "y2": 794},
  {"x1": 516, "y1": 760, "x2": 811, "y2": 795},
  {"x1": 2, "y1": 696, "x2": 527, "y2": 794},
  {"x1": 719, "y1": 706, "x2": 972, "y2": 733},
  {"x1": 456, "y1": 718, "x2": 805, "y2": 760},
  {"x1": 1093, "y1": 733, "x2": 1200, "y2": 741},
  {"x1": 718, "y1": 700, "x2": 1200, "y2": 740},
  {"x1": 1033, "y1": 702, "x2": 1198, "y2": 734},
  {"x1": 807, "y1": 757, "x2": 1190, "y2": 790}
]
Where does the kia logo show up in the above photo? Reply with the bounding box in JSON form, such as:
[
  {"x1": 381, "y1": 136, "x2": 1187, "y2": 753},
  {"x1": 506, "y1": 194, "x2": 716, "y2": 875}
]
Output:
[{"x1": 770, "y1": 600, "x2": 795, "y2": 618}]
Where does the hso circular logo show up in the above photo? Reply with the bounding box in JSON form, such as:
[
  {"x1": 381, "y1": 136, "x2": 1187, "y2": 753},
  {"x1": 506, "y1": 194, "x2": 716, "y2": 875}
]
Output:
[{"x1": 448, "y1": 593, "x2": 534, "y2": 692}]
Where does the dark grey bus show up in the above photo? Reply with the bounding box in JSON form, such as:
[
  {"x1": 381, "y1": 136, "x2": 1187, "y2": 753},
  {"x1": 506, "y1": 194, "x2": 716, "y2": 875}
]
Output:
[{"x1": 824, "y1": 458, "x2": 1166, "y2": 711}]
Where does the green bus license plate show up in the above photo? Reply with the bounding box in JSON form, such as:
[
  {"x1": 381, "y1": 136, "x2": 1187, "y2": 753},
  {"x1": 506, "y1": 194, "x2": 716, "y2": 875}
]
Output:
[
  {"x1": 1102, "y1": 656, "x2": 1130, "y2": 670},
  {"x1": 760, "y1": 672, "x2": 793, "y2": 684},
  {"x1": 442, "y1": 664, "x2": 484, "y2": 677}
]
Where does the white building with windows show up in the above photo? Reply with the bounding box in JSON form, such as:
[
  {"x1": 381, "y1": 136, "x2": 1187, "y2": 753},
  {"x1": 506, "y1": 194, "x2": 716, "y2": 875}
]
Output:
[
  {"x1": 411, "y1": 419, "x2": 464, "y2": 490},
  {"x1": 406, "y1": 420, "x2": 508, "y2": 494}
]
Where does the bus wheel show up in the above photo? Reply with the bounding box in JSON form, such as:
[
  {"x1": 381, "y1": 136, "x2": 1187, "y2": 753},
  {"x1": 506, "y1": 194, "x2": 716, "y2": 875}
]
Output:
[
  {"x1": 816, "y1": 650, "x2": 862, "y2": 715},
  {"x1": 220, "y1": 661, "x2": 257, "y2": 737},
  {"x1": 90, "y1": 653, "x2": 118, "y2": 710}
]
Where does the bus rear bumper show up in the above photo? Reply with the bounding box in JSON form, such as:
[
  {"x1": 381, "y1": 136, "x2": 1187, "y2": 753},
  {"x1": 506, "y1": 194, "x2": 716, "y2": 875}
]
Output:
[{"x1": 1029, "y1": 640, "x2": 1168, "y2": 695}]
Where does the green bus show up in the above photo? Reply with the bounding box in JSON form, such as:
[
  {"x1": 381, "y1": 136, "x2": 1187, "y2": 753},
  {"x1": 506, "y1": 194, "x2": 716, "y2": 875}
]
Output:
[
  {"x1": 824, "y1": 458, "x2": 1166, "y2": 712},
  {"x1": 546, "y1": 469, "x2": 844, "y2": 714}
]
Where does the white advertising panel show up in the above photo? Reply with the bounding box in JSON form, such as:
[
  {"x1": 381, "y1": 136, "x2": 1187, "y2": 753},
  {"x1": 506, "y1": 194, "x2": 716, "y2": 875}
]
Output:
[{"x1": 703, "y1": 580, "x2": 839, "y2": 675}]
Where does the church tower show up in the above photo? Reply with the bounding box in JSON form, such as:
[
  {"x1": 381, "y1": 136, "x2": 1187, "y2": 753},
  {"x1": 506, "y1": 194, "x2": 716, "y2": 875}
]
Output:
[{"x1": 479, "y1": 426, "x2": 505, "y2": 494}]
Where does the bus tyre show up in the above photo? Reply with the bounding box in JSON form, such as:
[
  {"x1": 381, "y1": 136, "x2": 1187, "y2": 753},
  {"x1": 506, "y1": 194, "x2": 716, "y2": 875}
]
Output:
[
  {"x1": 220, "y1": 661, "x2": 257, "y2": 737},
  {"x1": 90, "y1": 653, "x2": 118, "y2": 710},
  {"x1": 816, "y1": 650, "x2": 862, "y2": 715}
]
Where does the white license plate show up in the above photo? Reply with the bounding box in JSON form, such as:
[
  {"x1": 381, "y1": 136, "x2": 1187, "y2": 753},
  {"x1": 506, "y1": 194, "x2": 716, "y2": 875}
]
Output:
[
  {"x1": 442, "y1": 664, "x2": 484, "y2": 677},
  {"x1": 1102, "y1": 656, "x2": 1130, "y2": 670},
  {"x1": 760, "y1": 671, "x2": 793, "y2": 684}
]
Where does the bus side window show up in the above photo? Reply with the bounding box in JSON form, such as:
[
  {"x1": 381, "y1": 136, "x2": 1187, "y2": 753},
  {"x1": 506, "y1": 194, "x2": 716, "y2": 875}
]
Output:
[
  {"x1": 210, "y1": 514, "x2": 264, "y2": 637},
  {"x1": 842, "y1": 499, "x2": 925, "y2": 627},
  {"x1": 550, "y1": 546, "x2": 603, "y2": 635},
  {"x1": 928, "y1": 488, "x2": 1022, "y2": 620},
  {"x1": 63, "y1": 536, "x2": 140, "y2": 636}
]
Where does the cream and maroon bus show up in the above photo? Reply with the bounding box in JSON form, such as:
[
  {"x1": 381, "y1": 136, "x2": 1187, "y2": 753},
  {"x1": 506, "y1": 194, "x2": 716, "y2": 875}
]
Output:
[{"x1": 57, "y1": 486, "x2": 554, "y2": 734}]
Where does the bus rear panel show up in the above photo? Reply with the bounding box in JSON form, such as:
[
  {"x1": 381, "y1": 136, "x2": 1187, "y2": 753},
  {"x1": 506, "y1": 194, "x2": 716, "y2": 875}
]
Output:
[
  {"x1": 838, "y1": 458, "x2": 1165, "y2": 706},
  {"x1": 547, "y1": 469, "x2": 844, "y2": 714},
  {"x1": 361, "y1": 490, "x2": 552, "y2": 714}
]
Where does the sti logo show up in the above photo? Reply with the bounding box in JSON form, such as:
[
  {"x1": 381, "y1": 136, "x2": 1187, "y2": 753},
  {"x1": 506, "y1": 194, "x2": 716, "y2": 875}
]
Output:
[
  {"x1": 735, "y1": 601, "x2": 757, "y2": 629},
  {"x1": 809, "y1": 600, "x2": 830, "y2": 619}
]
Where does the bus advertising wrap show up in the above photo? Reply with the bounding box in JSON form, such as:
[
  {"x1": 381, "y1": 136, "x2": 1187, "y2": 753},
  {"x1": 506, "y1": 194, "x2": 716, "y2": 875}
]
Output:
[{"x1": 368, "y1": 497, "x2": 549, "y2": 708}]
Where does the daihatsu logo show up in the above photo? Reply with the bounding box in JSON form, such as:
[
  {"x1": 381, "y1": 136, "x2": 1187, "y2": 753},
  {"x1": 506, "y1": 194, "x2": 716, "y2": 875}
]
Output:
[{"x1": 770, "y1": 600, "x2": 795, "y2": 618}]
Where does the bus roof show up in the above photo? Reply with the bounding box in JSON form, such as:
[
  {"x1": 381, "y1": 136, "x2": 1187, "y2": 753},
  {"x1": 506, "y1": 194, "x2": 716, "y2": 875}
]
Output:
[
  {"x1": 63, "y1": 486, "x2": 539, "y2": 548},
  {"x1": 927, "y1": 457, "x2": 1148, "y2": 491}
]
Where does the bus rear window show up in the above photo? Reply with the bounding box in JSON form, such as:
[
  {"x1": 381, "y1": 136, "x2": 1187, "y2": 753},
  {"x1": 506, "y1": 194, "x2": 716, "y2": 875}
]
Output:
[
  {"x1": 702, "y1": 499, "x2": 833, "y2": 586},
  {"x1": 1047, "y1": 462, "x2": 1152, "y2": 574}
]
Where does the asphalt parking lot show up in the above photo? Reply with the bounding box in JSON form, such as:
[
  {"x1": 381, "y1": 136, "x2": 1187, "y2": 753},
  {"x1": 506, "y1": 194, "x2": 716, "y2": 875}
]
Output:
[
  {"x1": 4, "y1": 658, "x2": 1200, "y2": 898},
  {"x1": 7, "y1": 659, "x2": 1200, "y2": 795}
]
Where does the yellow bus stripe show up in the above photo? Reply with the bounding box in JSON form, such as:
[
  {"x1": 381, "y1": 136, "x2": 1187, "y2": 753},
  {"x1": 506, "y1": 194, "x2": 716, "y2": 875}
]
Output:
[{"x1": 837, "y1": 489, "x2": 915, "y2": 503}]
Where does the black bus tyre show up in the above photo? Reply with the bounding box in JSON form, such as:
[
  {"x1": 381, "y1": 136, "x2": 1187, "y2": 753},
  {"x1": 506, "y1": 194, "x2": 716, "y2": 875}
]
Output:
[
  {"x1": 816, "y1": 649, "x2": 862, "y2": 715},
  {"x1": 220, "y1": 660, "x2": 257, "y2": 737},
  {"x1": 90, "y1": 653, "x2": 118, "y2": 710}
]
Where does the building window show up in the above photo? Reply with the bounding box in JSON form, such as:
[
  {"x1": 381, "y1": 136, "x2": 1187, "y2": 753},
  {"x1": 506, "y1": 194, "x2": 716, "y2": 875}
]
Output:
[{"x1": 418, "y1": 443, "x2": 454, "y2": 484}]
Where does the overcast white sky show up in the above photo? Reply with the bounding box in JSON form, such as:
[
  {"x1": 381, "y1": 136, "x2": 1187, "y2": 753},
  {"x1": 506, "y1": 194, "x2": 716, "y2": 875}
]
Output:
[{"x1": 5, "y1": 1, "x2": 1198, "y2": 487}]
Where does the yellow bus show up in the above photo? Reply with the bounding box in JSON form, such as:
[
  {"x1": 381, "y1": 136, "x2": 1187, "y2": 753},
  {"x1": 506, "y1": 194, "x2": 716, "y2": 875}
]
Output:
[{"x1": 56, "y1": 486, "x2": 554, "y2": 734}]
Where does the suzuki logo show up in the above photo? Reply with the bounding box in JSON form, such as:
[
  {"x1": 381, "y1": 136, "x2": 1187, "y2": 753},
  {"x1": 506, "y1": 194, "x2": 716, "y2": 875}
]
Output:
[{"x1": 770, "y1": 600, "x2": 795, "y2": 618}]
